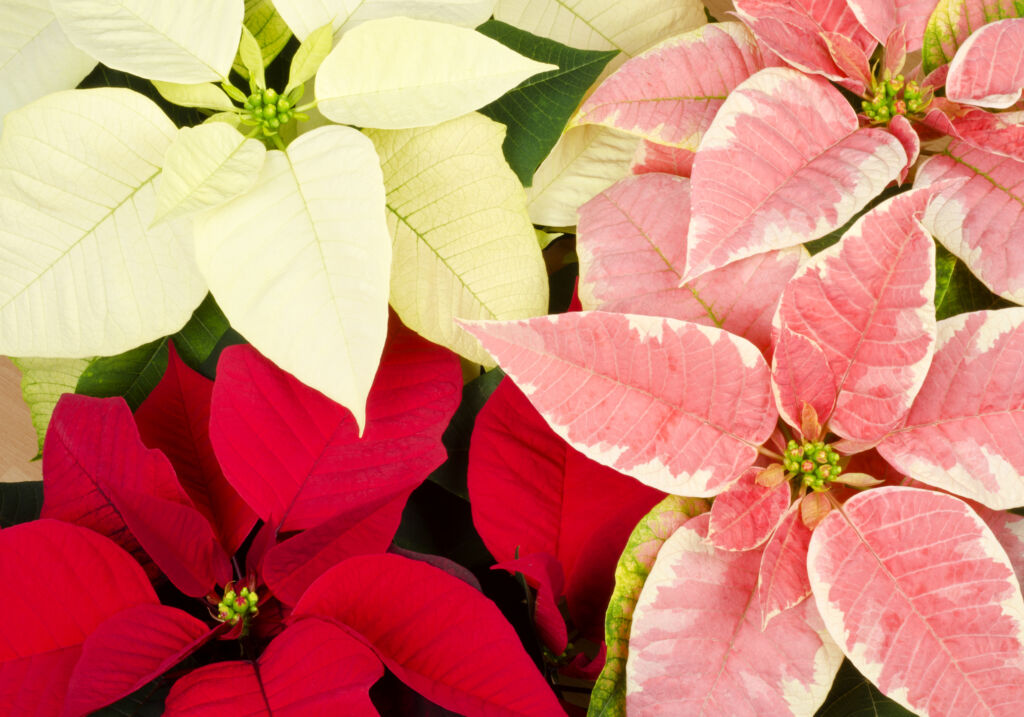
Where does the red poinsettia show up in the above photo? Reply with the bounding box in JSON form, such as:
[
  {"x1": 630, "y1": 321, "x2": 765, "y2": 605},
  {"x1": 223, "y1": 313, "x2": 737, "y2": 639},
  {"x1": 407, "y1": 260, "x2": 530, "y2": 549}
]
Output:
[{"x1": 0, "y1": 317, "x2": 565, "y2": 716}]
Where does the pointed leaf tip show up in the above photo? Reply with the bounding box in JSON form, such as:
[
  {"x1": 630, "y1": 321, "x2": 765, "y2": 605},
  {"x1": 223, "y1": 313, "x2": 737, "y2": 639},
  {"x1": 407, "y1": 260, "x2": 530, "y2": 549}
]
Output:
[{"x1": 461, "y1": 312, "x2": 776, "y2": 496}]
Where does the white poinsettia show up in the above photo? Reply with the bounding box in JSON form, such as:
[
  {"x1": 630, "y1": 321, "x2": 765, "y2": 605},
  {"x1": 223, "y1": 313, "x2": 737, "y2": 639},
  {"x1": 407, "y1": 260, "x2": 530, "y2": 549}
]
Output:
[{"x1": 0, "y1": 0, "x2": 552, "y2": 431}]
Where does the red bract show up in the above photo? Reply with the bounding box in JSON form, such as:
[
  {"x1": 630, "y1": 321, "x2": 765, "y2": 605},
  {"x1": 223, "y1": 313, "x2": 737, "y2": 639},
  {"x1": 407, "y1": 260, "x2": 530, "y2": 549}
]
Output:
[
  {"x1": 209, "y1": 313, "x2": 461, "y2": 531},
  {"x1": 462, "y1": 184, "x2": 1024, "y2": 714},
  {"x1": 4, "y1": 316, "x2": 561, "y2": 715},
  {"x1": 468, "y1": 377, "x2": 664, "y2": 644},
  {"x1": 0, "y1": 521, "x2": 158, "y2": 716}
]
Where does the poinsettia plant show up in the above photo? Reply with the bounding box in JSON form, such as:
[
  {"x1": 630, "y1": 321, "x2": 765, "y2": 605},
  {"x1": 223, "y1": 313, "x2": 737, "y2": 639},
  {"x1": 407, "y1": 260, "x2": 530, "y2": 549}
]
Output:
[
  {"x1": 0, "y1": 0, "x2": 555, "y2": 432},
  {"x1": 466, "y1": 164, "x2": 1024, "y2": 717},
  {"x1": 8, "y1": 0, "x2": 1024, "y2": 715},
  {"x1": 1, "y1": 315, "x2": 576, "y2": 715}
]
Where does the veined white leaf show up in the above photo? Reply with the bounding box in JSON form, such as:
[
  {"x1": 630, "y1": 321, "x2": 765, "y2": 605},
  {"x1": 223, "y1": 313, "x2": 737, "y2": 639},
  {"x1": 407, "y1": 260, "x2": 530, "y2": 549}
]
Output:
[
  {"x1": 0, "y1": 0, "x2": 95, "y2": 123},
  {"x1": 315, "y1": 16, "x2": 557, "y2": 129},
  {"x1": 526, "y1": 124, "x2": 640, "y2": 227},
  {"x1": 366, "y1": 113, "x2": 549, "y2": 364},
  {"x1": 193, "y1": 125, "x2": 391, "y2": 431},
  {"x1": 154, "y1": 123, "x2": 266, "y2": 224},
  {"x1": 494, "y1": 0, "x2": 706, "y2": 69},
  {"x1": 273, "y1": 0, "x2": 494, "y2": 41},
  {"x1": 151, "y1": 80, "x2": 236, "y2": 111},
  {"x1": 237, "y1": 24, "x2": 265, "y2": 88},
  {"x1": 284, "y1": 22, "x2": 333, "y2": 94},
  {"x1": 0, "y1": 88, "x2": 208, "y2": 357},
  {"x1": 51, "y1": 0, "x2": 244, "y2": 83}
]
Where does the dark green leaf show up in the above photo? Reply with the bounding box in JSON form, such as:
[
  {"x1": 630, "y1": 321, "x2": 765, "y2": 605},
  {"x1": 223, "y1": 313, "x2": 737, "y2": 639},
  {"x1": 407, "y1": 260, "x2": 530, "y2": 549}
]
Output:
[
  {"x1": 170, "y1": 294, "x2": 232, "y2": 375},
  {"x1": 89, "y1": 677, "x2": 170, "y2": 717},
  {"x1": 933, "y1": 243, "x2": 1014, "y2": 320},
  {"x1": 815, "y1": 660, "x2": 914, "y2": 717},
  {"x1": 428, "y1": 368, "x2": 505, "y2": 499},
  {"x1": 0, "y1": 481, "x2": 43, "y2": 527},
  {"x1": 75, "y1": 294, "x2": 231, "y2": 409},
  {"x1": 77, "y1": 65, "x2": 204, "y2": 129},
  {"x1": 804, "y1": 185, "x2": 904, "y2": 255},
  {"x1": 476, "y1": 20, "x2": 617, "y2": 186},
  {"x1": 394, "y1": 481, "x2": 494, "y2": 571}
]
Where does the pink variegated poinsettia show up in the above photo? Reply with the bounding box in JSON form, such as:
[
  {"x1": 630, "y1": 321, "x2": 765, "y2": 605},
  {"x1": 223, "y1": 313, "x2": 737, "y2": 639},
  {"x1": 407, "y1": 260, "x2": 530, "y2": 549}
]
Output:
[
  {"x1": 462, "y1": 184, "x2": 1024, "y2": 715},
  {"x1": 571, "y1": 0, "x2": 1024, "y2": 305},
  {"x1": 0, "y1": 317, "x2": 567, "y2": 716}
]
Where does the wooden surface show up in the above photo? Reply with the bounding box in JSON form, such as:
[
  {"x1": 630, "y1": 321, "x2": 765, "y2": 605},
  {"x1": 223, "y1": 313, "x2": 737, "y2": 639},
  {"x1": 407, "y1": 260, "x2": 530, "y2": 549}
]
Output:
[{"x1": 0, "y1": 357, "x2": 43, "y2": 482}]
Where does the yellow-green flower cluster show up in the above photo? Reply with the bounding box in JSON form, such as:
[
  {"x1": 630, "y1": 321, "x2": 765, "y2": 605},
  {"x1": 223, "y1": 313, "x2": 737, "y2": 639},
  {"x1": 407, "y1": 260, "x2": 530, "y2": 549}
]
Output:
[{"x1": 783, "y1": 439, "x2": 842, "y2": 491}]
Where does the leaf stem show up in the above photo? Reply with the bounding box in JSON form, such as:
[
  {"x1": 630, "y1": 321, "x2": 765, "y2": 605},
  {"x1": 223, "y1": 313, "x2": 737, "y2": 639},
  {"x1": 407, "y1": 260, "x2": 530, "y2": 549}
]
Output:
[{"x1": 756, "y1": 445, "x2": 783, "y2": 461}]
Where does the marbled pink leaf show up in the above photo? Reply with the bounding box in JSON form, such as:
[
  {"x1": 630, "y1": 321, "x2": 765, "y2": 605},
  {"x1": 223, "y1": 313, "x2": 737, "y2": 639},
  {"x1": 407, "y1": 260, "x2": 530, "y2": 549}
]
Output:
[
  {"x1": 968, "y1": 503, "x2": 1024, "y2": 587},
  {"x1": 808, "y1": 486, "x2": 1024, "y2": 715},
  {"x1": 631, "y1": 141, "x2": 694, "y2": 176},
  {"x1": 733, "y1": 0, "x2": 876, "y2": 80},
  {"x1": 886, "y1": 114, "x2": 920, "y2": 184},
  {"x1": 947, "y1": 106, "x2": 1024, "y2": 162},
  {"x1": 572, "y1": 22, "x2": 772, "y2": 149},
  {"x1": 757, "y1": 501, "x2": 813, "y2": 628},
  {"x1": 683, "y1": 68, "x2": 906, "y2": 283},
  {"x1": 627, "y1": 514, "x2": 842, "y2": 715},
  {"x1": 63, "y1": 605, "x2": 212, "y2": 717},
  {"x1": 460, "y1": 311, "x2": 777, "y2": 496},
  {"x1": 708, "y1": 466, "x2": 791, "y2": 550},
  {"x1": 820, "y1": 31, "x2": 871, "y2": 94},
  {"x1": 164, "y1": 618, "x2": 382, "y2": 715},
  {"x1": 771, "y1": 328, "x2": 837, "y2": 433},
  {"x1": 876, "y1": 308, "x2": 1024, "y2": 509},
  {"x1": 774, "y1": 187, "x2": 939, "y2": 444},
  {"x1": 847, "y1": 0, "x2": 936, "y2": 50},
  {"x1": 916, "y1": 139, "x2": 1024, "y2": 302},
  {"x1": 947, "y1": 19, "x2": 1024, "y2": 107},
  {"x1": 577, "y1": 173, "x2": 802, "y2": 354},
  {"x1": 0, "y1": 521, "x2": 157, "y2": 717}
]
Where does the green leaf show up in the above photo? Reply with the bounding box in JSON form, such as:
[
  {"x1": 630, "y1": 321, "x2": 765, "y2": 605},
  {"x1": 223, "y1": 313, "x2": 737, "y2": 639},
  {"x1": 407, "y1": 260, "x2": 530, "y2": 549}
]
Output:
[
  {"x1": 151, "y1": 80, "x2": 236, "y2": 111},
  {"x1": 922, "y1": 0, "x2": 1024, "y2": 74},
  {"x1": 0, "y1": 481, "x2": 44, "y2": 528},
  {"x1": 285, "y1": 21, "x2": 333, "y2": 94},
  {"x1": 75, "y1": 294, "x2": 231, "y2": 410},
  {"x1": 588, "y1": 495, "x2": 709, "y2": 717},
  {"x1": 90, "y1": 677, "x2": 170, "y2": 717},
  {"x1": 476, "y1": 20, "x2": 618, "y2": 186},
  {"x1": 428, "y1": 367, "x2": 505, "y2": 499},
  {"x1": 933, "y1": 242, "x2": 1014, "y2": 320},
  {"x1": 815, "y1": 660, "x2": 915, "y2": 717},
  {"x1": 366, "y1": 113, "x2": 549, "y2": 365},
  {"x1": 237, "y1": 24, "x2": 266, "y2": 88},
  {"x1": 237, "y1": 0, "x2": 293, "y2": 73},
  {"x1": 11, "y1": 356, "x2": 92, "y2": 456},
  {"x1": 77, "y1": 64, "x2": 204, "y2": 128}
]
